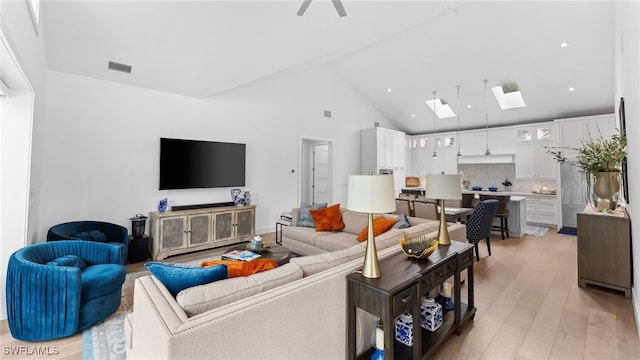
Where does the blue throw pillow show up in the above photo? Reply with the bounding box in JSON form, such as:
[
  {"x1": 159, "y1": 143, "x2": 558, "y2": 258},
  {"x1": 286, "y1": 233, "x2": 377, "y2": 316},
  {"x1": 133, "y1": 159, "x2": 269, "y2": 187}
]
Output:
[
  {"x1": 145, "y1": 262, "x2": 228, "y2": 296},
  {"x1": 75, "y1": 232, "x2": 92, "y2": 240},
  {"x1": 47, "y1": 255, "x2": 87, "y2": 269},
  {"x1": 297, "y1": 203, "x2": 327, "y2": 228},
  {"x1": 87, "y1": 230, "x2": 107, "y2": 242},
  {"x1": 392, "y1": 212, "x2": 411, "y2": 229}
]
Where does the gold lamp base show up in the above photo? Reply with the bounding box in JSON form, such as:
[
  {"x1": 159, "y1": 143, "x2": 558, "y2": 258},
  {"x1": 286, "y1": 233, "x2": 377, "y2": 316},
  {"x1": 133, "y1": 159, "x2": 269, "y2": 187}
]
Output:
[
  {"x1": 362, "y1": 213, "x2": 381, "y2": 278},
  {"x1": 437, "y1": 199, "x2": 451, "y2": 245}
]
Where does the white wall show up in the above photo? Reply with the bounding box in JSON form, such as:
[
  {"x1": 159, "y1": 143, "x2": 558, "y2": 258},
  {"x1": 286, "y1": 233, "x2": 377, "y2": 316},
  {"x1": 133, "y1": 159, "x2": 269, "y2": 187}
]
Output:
[
  {"x1": 615, "y1": 1, "x2": 640, "y2": 333},
  {"x1": 39, "y1": 64, "x2": 393, "y2": 238}
]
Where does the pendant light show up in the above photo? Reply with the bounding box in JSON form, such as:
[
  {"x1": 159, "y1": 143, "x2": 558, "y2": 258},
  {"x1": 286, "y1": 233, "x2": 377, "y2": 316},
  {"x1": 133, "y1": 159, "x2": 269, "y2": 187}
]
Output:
[
  {"x1": 483, "y1": 79, "x2": 491, "y2": 156},
  {"x1": 432, "y1": 90, "x2": 438, "y2": 159},
  {"x1": 456, "y1": 85, "x2": 462, "y2": 158}
]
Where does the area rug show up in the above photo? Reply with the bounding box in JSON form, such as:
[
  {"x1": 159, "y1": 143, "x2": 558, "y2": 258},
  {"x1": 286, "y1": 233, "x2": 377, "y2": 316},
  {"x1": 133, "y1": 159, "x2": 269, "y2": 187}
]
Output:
[
  {"x1": 558, "y1": 227, "x2": 577, "y2": 236},
  {"x1": 523, "y1": 225, "x2": 549, "y2": 236},
  {"x1": 81, "y1": 254, "x2": 223, "y2": 359}
]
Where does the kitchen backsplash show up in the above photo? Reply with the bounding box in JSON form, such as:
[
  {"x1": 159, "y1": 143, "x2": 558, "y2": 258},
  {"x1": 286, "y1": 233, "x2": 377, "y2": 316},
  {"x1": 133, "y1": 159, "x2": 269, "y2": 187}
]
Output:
[{"x1": 458, "y1": 164, "x2": 556, "y2": 192}]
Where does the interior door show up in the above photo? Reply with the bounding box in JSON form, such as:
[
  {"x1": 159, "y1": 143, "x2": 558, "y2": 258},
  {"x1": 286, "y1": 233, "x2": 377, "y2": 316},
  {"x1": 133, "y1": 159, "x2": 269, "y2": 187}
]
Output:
[{"x1": 312, "y1": 144, "x2": 330, "y2": 204}]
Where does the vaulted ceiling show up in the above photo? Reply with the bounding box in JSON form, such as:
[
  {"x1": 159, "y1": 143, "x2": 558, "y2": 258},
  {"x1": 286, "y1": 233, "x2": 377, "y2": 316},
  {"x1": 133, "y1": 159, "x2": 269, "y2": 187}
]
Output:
[{"x1": 43, "y1": 0, "x2": 615, "y2": 134}]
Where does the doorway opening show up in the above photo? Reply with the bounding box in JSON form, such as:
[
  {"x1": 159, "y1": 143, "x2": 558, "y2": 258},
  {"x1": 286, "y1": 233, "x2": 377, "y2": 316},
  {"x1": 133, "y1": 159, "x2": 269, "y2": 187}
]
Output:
[{"x1": 300, "y1": 138, "x2": 333, "y2": 205}]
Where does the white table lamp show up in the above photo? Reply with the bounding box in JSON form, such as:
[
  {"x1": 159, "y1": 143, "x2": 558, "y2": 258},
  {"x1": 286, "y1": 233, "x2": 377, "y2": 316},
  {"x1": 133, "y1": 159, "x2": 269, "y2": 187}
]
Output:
[
  {"x1": 425, "y1": 174, "x2": 462, "y2": 245},
  {"x1": 347, "y1": 174, "x2": 396, "y2": 278}
]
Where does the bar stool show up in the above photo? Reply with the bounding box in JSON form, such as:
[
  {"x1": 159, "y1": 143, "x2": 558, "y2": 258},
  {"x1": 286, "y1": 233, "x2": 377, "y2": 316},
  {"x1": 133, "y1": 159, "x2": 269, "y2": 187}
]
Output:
[
  {"x1": 479, "y1": 194, "x2": 510, "y2": 239},
  {"x1": 462, "y1": 193, "x2": 475, "y2": 208}
]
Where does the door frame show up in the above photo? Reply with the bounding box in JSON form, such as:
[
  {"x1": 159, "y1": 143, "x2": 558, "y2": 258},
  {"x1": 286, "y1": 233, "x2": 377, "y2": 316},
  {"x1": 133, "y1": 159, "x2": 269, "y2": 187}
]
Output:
[{"x1": 299, "y1": 137, "x2": 333, "y2": 205}]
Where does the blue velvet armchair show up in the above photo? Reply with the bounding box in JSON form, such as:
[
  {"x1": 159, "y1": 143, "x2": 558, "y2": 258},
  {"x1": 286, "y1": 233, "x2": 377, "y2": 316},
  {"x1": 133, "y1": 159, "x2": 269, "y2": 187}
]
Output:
[
  {"x1": 6, "y1": 240, "x2": 126, "y2": 341},
  {"x1": 47, "y1": 221, "x2": 128, "y2": 265}
]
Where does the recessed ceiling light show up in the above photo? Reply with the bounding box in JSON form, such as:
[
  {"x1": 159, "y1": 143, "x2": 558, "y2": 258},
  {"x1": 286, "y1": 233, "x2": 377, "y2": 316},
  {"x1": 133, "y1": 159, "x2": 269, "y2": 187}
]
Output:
[
  {"x1": 492, "y1": 82, "x2": 526, "y2": 109},
  {"x1": 561, "y1": 42, "x2": 569, "y2": 48},
  {"x1": 425, "y1": 98, "x2": 456, "y2": 119},
  {"x1": 467, "y1": 105, "x2": 472, "y2": 108},
  {"x1": 411, "y1": 114, "x2": 416, "y2": 117},
  {"x1": 387, "y1": 88, "x2": 392, "y2": 92},
  {"x1": 569, "y1": 87, "x2": 575, "y2": 92}
]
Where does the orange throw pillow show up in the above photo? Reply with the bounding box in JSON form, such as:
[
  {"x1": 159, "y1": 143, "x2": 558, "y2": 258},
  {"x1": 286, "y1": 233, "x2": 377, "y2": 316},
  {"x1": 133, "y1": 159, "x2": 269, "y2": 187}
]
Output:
[
  {"x1": 200, "y1": 258, "x2": 278, "y2": 277},
  {"x1": 309, "y1": 203, "x2": 345, "y2": 232},
  {"x1": 356, "y1": 217, "x2": 399, "y2": 242}
]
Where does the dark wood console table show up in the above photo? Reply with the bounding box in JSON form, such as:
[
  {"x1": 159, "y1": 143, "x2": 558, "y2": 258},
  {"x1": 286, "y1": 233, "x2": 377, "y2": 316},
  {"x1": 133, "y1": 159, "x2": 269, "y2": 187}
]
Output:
[{"x1": 347, "y1": 241, "x2": 475, "y2": 359}]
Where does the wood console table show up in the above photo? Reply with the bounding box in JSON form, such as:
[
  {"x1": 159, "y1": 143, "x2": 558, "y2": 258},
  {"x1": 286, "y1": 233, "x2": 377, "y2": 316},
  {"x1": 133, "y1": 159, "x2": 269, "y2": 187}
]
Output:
[
  {"x1": 577, "y1": 206, "x2": 632, "y2": 297},
  {"x1": 347, "y1": 241, "x2": 475, "y2": 359}
]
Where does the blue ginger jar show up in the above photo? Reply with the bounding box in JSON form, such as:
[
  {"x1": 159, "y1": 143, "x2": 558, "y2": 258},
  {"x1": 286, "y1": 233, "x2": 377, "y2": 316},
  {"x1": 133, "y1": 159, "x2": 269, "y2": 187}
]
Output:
[
  {"x1": 394, "y1": 312, "x2": 413, "y2": 347},
  {"x1": 420, "y1": 297, "x2": 443, "y2": 332}
]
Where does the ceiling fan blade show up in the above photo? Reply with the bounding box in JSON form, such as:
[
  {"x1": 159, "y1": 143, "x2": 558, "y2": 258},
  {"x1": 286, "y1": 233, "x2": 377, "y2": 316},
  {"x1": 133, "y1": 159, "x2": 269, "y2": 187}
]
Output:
[
  {"x1": 297, "y1": 0, "x2": 312, "y2": 16},
  {"x1": 332, "y1": 0, "x2": 347, "y2": 17}
]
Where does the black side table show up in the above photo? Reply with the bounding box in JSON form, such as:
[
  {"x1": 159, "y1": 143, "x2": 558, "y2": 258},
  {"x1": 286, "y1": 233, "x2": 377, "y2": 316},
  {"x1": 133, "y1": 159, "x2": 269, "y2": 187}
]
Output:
[{"x1": 128, "y1": 234, "x2": 150, "y2": 263}]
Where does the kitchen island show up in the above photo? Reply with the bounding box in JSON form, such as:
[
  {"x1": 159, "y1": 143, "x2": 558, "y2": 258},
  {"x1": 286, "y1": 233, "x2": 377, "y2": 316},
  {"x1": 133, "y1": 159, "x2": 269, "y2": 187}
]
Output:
[{"x1": 463, "y1": 191, "x2": 527, "y2": 238}]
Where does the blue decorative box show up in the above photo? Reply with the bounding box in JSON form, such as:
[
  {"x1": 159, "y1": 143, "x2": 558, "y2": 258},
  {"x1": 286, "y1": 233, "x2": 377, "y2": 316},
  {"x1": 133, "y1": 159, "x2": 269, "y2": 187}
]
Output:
[
  {"x1": 420, "y1": 297, "x2": 443, "y2": 332},
  {"x1": 395, "y1": 313, "x2": 414, "y2": 346}
]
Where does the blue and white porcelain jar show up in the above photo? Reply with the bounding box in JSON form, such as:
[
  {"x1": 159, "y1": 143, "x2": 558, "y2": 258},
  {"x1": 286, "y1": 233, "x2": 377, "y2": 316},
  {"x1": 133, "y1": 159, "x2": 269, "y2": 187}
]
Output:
[
  {"x1": 420, "y1": 297, "x2": 443, "y2": 332},
  {"x1": 394, "y1": 313, "x2": 413, "y2": 347}
]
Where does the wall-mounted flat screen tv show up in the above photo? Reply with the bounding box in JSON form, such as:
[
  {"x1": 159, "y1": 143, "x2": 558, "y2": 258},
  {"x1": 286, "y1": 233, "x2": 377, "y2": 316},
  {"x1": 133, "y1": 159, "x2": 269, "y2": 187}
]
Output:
[{"x1": 159, "y1": 137, "x2": 246, "y2": 190}]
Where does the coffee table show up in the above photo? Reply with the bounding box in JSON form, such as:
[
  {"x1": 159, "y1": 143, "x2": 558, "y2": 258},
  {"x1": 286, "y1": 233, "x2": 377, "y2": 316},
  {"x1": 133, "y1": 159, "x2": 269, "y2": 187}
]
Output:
[{"x1": 225, "y1": 243, "x2": 292, "y2": 266}]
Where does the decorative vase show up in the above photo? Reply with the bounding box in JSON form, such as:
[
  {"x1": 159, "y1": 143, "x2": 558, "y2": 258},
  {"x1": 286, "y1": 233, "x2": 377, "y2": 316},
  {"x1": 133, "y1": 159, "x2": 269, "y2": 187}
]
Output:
[
  {"x1": 243, "y1": 190, "x2": 251, "y2": 205},
  {"x1": 592, "y1": 172, "x2": 621, "y2": 212},
  {"x1": 420, "y1": 297, "x2": 443, "y2": 332},
  {"x1": 158, "y1": 198, "x2": 168, "y2": 212},
  {"x1": 394, "y1": 313, "x2": 413, "y2": 347}
]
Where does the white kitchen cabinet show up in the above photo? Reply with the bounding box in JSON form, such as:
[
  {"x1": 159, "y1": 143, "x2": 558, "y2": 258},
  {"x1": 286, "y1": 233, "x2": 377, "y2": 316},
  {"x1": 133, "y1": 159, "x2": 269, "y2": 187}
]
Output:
[
  {"x1": 360, "y1": 127, "x2": 406, "y2": 193},
  {"x1": 557, "y1": 114, "x2": 616, "y2": 158},
  {"x1": 524, "y1": 195, "x2": 558, "y2": 225},
  {"x1": 514, "y1": 123, "x2": 556, "y2": 179}
]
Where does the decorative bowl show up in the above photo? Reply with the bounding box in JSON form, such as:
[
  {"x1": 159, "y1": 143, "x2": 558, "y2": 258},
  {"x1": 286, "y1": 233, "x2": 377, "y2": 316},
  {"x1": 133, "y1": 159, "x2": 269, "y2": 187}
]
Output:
[
  {"x1": 488, "y1": 186, "x2": 498, "y2": 192},
  {"x1": 472, "y1": 186, "x2": 482, "y2": 191},
  {"x1": 400, "y1": 236, "x2": 439, "y2": 259}
]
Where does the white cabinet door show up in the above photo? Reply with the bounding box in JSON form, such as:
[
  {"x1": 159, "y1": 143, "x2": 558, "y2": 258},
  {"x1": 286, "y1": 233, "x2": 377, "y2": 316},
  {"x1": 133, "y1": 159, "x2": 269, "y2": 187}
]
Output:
[
  {"x1": 515, "y1": 142, "x2": 535, "y2": 178},
  {"x1": 558, "y1": 121, "x2": 583, "y2": 158},
  {"x1": 536, "y1": 140, "x2": 556, "y2": 179}
]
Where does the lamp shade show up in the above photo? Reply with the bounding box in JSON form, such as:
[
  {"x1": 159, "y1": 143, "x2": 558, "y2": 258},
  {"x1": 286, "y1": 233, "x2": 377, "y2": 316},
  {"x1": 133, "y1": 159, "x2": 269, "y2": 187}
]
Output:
[
  {"x1": 347, "y1": 175, "x2": 396, "y2": 213},
  {"x1": 425, "y1": 174, "x2": 462, "y2": 200}
]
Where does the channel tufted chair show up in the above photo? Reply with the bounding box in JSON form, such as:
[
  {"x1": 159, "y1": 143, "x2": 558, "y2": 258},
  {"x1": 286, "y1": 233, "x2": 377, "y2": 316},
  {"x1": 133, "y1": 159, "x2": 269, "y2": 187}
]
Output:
[
  {"x1": 47, "y1": 221, "x2": 128, "y2": 265},
  {"x1": 6, "y1": 240, "x2": 126, "y2": 341},
  {"x1": 466, "y1": 199, "x2": 499, "y2": 261}
]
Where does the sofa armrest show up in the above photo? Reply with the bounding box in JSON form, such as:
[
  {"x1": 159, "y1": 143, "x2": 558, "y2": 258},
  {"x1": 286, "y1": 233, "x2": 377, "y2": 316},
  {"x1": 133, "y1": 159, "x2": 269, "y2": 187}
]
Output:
[{"x1": 291, "y1": 208, "x2": 300, "y2": 226}]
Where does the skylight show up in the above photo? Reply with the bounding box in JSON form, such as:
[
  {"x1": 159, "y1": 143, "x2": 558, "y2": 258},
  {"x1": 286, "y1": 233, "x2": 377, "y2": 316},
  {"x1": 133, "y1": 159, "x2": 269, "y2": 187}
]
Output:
[
  {"x1": 425, "y1": 98, "x2": 456, "y2": 119},
  {"x1": 491, "y1": 83, "x2": 526, "y2": 110}
]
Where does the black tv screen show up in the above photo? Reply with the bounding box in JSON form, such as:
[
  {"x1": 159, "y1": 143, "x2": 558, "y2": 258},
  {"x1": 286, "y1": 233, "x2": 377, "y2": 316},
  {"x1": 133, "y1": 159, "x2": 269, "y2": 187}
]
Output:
[{"x1": 159, "y1": 138, "x2": 246, "y2": 190}]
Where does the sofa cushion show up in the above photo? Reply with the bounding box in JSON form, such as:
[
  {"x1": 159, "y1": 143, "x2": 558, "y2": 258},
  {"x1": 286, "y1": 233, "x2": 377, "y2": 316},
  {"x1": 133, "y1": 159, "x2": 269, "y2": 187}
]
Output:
[
  {"x1": 81, "y1": 264, "x2": 126, "y2": 301},
  {"x1": 145, "y1": 262, "x2": 228, "y2": 296},
  {"x1": 177, "y1": 262, "x2": 303, "y2": 316},
  {"x1": 282, "y1": 225, "x2": 323, "y2": 246},
  {"x1": 298, "y1": 203, "x2": 327, "y2": 228},
  {"x1": 314, "y1": 232, "x2": 360, "y2": 252},
  {"x1": 47, "y1": 255, "x2": 87, "y2": 269},
  {"x1": 341, "y1": 211, "x2": 370, "y2": 235},
  {"x1": 310, "y1": 203, "x2": 345, "y2": 231},
  {"x1": 290, "y1": 246, "x2": 363, "y2": 276},
  {"x1": 356, "y1": 217, "x2": 399, "y2": 242},
  {"x1": 75, "y1": 230, "x2": 107, "y2": 242}
]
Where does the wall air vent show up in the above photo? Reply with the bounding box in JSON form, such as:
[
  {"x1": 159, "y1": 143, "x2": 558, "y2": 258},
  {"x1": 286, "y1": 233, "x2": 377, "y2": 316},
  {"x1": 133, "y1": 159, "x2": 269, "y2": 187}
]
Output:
[{"x1": 108, "y1": 61, "x2": 133, "y2": 74}]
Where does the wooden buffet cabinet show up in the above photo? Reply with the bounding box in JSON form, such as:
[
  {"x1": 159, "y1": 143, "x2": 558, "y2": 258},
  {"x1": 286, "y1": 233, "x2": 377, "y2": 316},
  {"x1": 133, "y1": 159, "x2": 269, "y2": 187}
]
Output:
[
  {"x1": 149, "y1": 205, "x2": 255, "y2": 260},
  {"x1": 347, "y1": 241, "x2": 475, "y2": 359},
  {"x1": 577, "y1": 205, "x2": 632, "y2": 298}
]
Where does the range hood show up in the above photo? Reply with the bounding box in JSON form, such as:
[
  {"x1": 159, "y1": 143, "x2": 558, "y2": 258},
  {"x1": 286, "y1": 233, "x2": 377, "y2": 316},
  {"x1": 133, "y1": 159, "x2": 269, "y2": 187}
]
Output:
[{"x1": 457, "y1": 153, "x2": 515, "y2": 164}]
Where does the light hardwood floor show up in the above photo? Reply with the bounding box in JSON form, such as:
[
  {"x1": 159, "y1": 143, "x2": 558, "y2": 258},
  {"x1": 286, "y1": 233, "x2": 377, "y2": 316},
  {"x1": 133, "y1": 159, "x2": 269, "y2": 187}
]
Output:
[{"x1": 2, "y1": 231, "x2": 639, "y2": 359}]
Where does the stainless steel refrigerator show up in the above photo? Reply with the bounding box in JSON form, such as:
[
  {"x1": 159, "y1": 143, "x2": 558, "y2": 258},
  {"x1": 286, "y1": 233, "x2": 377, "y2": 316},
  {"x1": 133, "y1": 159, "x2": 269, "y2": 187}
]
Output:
[{"x1": 560, "y1": 163, "x2": 586, "y2": 228}]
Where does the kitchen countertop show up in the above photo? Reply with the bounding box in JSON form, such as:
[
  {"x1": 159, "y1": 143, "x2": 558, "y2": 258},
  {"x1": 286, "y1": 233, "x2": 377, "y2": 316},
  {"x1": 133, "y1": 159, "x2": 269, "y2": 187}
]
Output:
[{"x1": 462, "y1": 190, "x2": 555, "y2": 198}]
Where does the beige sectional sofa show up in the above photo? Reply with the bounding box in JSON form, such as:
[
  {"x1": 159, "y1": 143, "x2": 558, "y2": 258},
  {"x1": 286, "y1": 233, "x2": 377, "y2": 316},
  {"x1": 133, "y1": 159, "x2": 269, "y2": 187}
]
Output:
[
  {"x1": 125, "y1": 209, "x2": 466, "y2": 359},
  {"x1": 281, "y1": 208, "x2": 448, "y2": 255}
]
